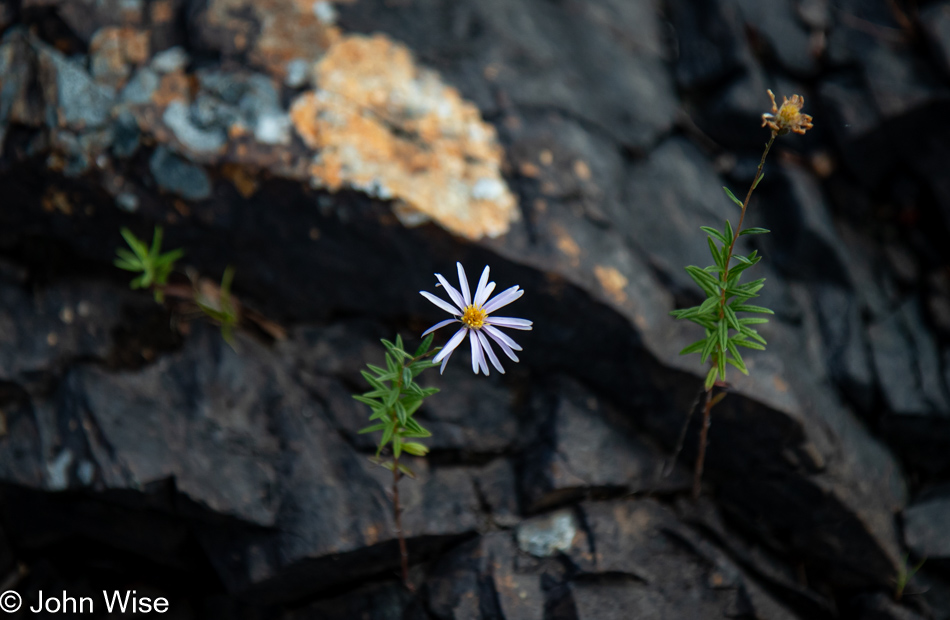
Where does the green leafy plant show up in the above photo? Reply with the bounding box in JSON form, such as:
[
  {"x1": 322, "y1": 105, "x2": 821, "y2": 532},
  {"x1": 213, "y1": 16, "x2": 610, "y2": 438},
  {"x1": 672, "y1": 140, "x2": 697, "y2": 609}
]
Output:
[
  {"x1": 354, "y1": 334, "x2": 440, "y2": 591},
  {"x1": 115, "y1": 228, "x2": 247, "y2": 346},
  {"x1": 671, "y1": 90, "x2": 813, "y2": 498},
  {"x1": 894, "y1": 553, "x2": 926, "y2": 601},
  {"x1": 114, "y1": 226, "x2": 183, "y2": 302},
  {"x1": 194, "y1": 266, "x2": 240, "y2": 346}
]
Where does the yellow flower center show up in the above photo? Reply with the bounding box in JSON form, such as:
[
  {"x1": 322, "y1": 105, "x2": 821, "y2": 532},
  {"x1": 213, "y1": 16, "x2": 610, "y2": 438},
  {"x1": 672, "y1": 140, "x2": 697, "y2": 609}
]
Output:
[
  {"x1": 461, "y1": 304, "x2": 487, "y2": 329},
  {"x1": 778, "y1": 103, "x2": 799, "y2": 125}
]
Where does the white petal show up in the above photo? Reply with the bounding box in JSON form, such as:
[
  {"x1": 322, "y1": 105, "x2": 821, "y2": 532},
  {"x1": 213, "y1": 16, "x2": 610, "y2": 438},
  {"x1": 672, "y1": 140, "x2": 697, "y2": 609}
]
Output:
[
  {"x1": 469, "y1": 329, "x2": 488, "y2": 375},
  {"x1": 482, "y1": 286, "x2": 523, "y2": 314},
  {"x1": 473, "y1": 266, "x2": 491, "y2": 306},
  {"x1": 483, "y1": 324, "x2": 523, "y2": 352},
  {"x1": 476, "y1": 281, "x2": 495, "y2": 308},
  {"x1": 457, "y1": 262, "x2": 472, "y2": 306},
  {"x1": 486, "y1": 328, "x2": 520, "y2": 362},
  {"x1": 439, "y1": 347, "x2": 454, "y2": 374},
  {"x1": 477, "y1": 330, "x2": 505, "y2": 374},
  {"x1": 435, "y1": 273, "x2": 466, "y2": 311},
  {"x1": 433, "y1": 328, "x2": 467, "y2": 364},
  {"x1": 422, "y1": 318, "x2": 458, "y2": 337},
  {"x1": 421, "y1": 291, "x2": 462, "y2": 316},
  {"x1": 485, "y1": 316, "x2": 533, "y2": 330}
]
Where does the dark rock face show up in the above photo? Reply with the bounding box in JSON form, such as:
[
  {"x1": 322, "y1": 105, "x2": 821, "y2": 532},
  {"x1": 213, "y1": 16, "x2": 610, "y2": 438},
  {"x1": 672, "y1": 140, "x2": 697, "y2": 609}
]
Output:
[{"x1": 1, "y1": 0, "x2": 950, "y2": 618}]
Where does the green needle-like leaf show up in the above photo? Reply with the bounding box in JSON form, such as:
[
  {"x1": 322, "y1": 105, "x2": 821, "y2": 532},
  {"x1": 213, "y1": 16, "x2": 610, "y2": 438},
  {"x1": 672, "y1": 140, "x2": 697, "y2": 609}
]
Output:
[
  {"x1": 701, "y1": 226, "x2": 728, "y2": 244},
  {"x1": 723, "y1": 186, "x2": 744, "y2": 208},
  {"x1": 708, "y1": 237, "x2": 724, "y2": 268},
  {"x1": 679, "y1": 339, "x2": 707, "y2": 356},
  {"x1": 732, "y1": 304, "x2": 774, "y2": 314},
  {"x1": 359, "y1": 423, "x2": 387, "y2": 434}
]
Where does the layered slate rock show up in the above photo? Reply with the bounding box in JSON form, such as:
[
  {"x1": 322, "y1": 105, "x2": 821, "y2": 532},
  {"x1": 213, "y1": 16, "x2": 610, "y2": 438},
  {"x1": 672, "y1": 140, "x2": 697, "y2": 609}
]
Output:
[
  {"x1": 4, "y1": 320, "x2": 485, "y2": 601},
  {"x1": 520, "y1": 376, "x2": 688, "y2": 512},
  {"x1": 336, "y1": 0, "x2": 677, "y2": 152}
]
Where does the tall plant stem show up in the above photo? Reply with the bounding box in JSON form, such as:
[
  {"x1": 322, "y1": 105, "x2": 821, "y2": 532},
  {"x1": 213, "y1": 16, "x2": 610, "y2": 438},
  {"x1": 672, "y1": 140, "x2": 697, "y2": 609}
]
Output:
[
  {"x1": 385, "y1": 350, "x2": 434, "y2": 592},
  {"x1": 392, "y1": 457, "x2": 413, "y2": 591},
  {"x1": 692, "y1": 388, "x2": 714, "y2": 498},
  {"x1": 693, "y1": 131, "x2": 776, "y2": 499}
]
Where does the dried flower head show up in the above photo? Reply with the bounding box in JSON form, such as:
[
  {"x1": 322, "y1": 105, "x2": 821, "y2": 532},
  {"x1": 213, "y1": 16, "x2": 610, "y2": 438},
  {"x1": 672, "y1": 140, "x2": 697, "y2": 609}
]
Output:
[
  {"x1": 761, "y1": 90, "x2": 813, "y2": 136},
  {"x1": 420, "y1": 263, "x2": 532, "y2": 375}
]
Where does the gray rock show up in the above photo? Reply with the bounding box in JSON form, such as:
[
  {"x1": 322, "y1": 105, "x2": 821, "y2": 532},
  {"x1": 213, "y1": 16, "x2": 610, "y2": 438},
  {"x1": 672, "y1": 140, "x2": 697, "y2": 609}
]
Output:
[
  {"x1": 735, "y1": 0, "x2": 819, "y2": 76},
  {"x1": 667, "y1": 0, "x2": 754, "y2": 89},
  {"x1": 850, "y1": 592, "x2": 928, "y2": 620},
  {"x1": 568, "y1": 499, "x2": 802, "y2": 620},
  {"x1": 151, "y1": 46, "x2": 190, "y2": 74},
  {"x1": 870, "y1": 300, "x2": 950, "y2": 416},
  {"x1": 812, "y1": 283, "x2": 874, "y2": 411},
  {"x1": 162, "y1": 100, "x2": 227, "y2": 155},
  {"x1": 904, "y1": 496, "x2": 950, "y2": 559},
  {"x1": 516, "y1": 509, "x2": 578, "y2": 557},
  {"x1": 922, "y1": 3, "x2": 950, "y2": 78},
  {"x1": 520, "y1": 377, "x2": 687, "y2": 512},
  {"x1": 0, "y1": 280, "x2": 124, "y2": 383},
  {"x1": 746, "y1": 163, "x2": 850, "y2": 284},
  {"x1": 37, "y1": 38, "x2": 116, "y2": 129},
  {"x1": 337, "y1": 0, "x2": 676, "y2": 150},
  {"x1": 148, "y1": 146, "x2": 213, "y2": 200},
  {"x1": 427, "y1": 533, "x2": 545, "y2": 620},
  {"x1": 120, "y1": 67, "x2": 159, "y2": 104},
  {"x1": 622, "y1": 137, "x2": 740, "y2": 295},
  {"x1": 817, "y1": 72, "x2": 889, "y2": 185}
]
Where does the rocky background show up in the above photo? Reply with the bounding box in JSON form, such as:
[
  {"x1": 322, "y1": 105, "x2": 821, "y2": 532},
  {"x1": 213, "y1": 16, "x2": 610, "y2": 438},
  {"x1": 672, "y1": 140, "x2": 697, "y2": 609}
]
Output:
[{"x1": 0, "y1": 0, "x2": 949, "y2": 618}]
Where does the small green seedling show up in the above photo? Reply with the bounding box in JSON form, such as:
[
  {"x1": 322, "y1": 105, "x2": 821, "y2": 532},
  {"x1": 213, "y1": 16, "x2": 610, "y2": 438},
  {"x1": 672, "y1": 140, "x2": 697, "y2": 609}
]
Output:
[
  {"x1": 194, "y1": 266, "x2": 240, "y2": 345},
  {"x1": 114, "y1": 227, "x2": 183, "y2": 302},
  {"x1": 894, "y1": 553, "x2": 926, "y2": 601}
]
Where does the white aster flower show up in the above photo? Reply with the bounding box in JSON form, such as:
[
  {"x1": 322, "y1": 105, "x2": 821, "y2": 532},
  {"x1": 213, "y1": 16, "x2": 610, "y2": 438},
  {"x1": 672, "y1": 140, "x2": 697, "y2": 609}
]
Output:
[{"x1": 420, "y1": 263, "x2": 532, "y2": 375}]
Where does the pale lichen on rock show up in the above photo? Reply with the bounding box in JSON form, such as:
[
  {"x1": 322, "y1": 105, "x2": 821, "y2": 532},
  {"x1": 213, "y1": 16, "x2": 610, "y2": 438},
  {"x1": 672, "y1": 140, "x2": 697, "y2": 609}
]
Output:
[
  {"x1": 0, "y1": 0, "x2": 517, "y2": 235},
  {"x1": 290, "y1": 34, "x2": 518, "y2": 240}
]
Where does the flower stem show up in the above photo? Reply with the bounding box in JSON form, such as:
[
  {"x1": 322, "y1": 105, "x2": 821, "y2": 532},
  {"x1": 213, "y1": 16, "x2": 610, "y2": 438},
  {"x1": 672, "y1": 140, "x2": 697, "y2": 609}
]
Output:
[
  {"x1": 693, "y1": 131, "x2": 776, "y2": 499},
  {"x1": 719, "y1": 132, "x2": 775, "y2": 293},
  {"x1": 391, "y1": 455, "x2": 413, "y2": 592},
  {"x1": 386, "y1": 350, "x2": 435, "y2": 592},
  {"x1": 692, "y1": 388, "x2": 714, "y2": 499}
]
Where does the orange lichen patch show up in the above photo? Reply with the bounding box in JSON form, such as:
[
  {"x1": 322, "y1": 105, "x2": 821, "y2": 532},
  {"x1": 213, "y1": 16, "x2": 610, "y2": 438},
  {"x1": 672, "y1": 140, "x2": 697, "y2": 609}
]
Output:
[
  {"x1": 551, "y1": 224, "x2": 581, "y2": 267},
  {"x1": 42, "y1": 189, "x2": 73, "y2": 215},
  {"x1": 203, "y1": 0, "x2": 342, "y2": 80},
  {"x1": 173, "y1": 200, "x2": 191, "y2": 217},
  {"x1": 221, "y1": 163, "x2": 260, "y2": 198},
  {"x1": 151, "y1": 70, "x2": 196, "y2": 108},
  {"x1": 290, "y1": 34, "x2": 517, "y2": 240},
  {"x1": 150, "y1": 0, "x2": 175, "y2": 23},
  {"x1": 89, "y1": 27, "x2": 151, "y2": 88},
  {"x1": 90, "y1": 27, "x2": 150, "y2": 64},
  {"x1": 773, "y1": 376, "x2": 789, "y2": 393},
  {"x1": 593, "y1": 265, "x2": 628, "y2": 304},
  {"x1": 364, "y1": 523, "x2": 380, "y2": 545},
  {"x1": 573, "y1": 160, "x2": 591, "y2": 181}
]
